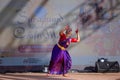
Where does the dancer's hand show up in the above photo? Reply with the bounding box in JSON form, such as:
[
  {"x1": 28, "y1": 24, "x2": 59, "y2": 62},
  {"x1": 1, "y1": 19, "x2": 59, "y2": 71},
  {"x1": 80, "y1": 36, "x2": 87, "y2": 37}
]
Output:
[
  {"x1": 65, "y1": 25, "x2": 70, "y2": 30},
  {"x1": 75, "y1": 28, "x2": 79, "y2": 33}
]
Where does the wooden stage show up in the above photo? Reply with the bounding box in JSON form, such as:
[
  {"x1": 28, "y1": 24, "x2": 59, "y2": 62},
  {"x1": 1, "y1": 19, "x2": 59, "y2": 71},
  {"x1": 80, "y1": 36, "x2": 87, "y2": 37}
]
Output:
[{"x1": 0, "y1": 73, "x2": 120, "y2": 80}]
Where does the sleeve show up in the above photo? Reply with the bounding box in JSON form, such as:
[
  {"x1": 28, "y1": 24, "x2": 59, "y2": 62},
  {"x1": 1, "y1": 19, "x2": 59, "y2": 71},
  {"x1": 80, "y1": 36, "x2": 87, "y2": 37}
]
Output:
[{"x1": 70, "y1": 38, "x2": 78, "y2": 42}]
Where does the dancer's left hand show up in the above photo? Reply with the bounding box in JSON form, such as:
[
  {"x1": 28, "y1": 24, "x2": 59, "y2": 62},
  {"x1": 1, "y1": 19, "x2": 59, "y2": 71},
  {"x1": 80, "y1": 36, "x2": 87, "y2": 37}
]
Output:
[{"x1": 75, "y1": 28, "x2": 79, "y2": 33}]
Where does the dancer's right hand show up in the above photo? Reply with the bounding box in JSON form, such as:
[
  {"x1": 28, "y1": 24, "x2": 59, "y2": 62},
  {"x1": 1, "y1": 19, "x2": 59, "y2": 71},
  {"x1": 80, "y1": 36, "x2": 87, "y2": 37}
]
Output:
[{"x1": 65, "y1": 25, "x2": 70, "y2": 30}]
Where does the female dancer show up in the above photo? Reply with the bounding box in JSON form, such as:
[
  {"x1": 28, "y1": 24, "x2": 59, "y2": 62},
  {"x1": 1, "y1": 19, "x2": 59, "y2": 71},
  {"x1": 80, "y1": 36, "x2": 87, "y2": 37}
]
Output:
[{"x1": 48, "y1": 25, "x2": 80, "y2": 77}]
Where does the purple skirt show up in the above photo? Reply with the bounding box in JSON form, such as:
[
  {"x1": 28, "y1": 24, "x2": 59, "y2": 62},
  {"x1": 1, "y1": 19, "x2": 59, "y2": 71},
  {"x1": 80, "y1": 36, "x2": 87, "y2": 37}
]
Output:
[{"x1": 48, "y1": 44, "x2": 72, "y2": 74}]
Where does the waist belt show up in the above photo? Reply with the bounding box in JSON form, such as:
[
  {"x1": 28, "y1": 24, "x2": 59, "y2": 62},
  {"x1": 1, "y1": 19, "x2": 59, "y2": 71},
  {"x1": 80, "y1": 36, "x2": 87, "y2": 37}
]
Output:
[{"x1": 57, "y1": 43, "x2": 66, "y2": 50}]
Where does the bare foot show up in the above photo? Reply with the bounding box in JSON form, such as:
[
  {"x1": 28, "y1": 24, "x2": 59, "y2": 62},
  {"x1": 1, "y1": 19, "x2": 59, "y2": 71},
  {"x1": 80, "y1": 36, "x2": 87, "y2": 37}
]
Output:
[
  {"x1": 63, "y1": 74, "x2": 68, "y2": 77},
  {"x1": 47, "y1": 73, "x2": 51, "y2": 77}
]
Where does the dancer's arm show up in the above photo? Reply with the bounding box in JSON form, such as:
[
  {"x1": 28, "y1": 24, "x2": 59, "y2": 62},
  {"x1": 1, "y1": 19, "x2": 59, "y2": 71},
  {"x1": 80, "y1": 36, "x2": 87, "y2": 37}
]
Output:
[
  {"x1": 59, "y1": 25, "x2": 69, "y2": 41},
  {"x1": 59, "y1": 25, "x2": 69, "y2": 36},
  {"x1": 71, "y1": 29, "x2": 80, "y2": 42}
]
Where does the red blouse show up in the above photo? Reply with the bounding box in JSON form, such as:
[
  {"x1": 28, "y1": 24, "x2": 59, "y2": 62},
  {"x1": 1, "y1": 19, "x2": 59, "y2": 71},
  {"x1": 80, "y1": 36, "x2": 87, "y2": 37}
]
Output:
[{"x1": 59, "y1": 33, "x2": 77, "y2": 42}]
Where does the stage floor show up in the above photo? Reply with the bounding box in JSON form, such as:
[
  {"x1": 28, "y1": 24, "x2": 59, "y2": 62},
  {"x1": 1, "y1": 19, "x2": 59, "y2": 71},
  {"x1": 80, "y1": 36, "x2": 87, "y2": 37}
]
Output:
[{"x1": 0, "y1": 73, "x2": 120, "y2": 80}]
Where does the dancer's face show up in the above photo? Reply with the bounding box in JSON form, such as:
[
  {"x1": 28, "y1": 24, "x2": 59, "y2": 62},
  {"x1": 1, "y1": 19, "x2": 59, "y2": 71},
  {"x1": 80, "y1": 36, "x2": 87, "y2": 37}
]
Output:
[{"x1": 66, "y1": 31, "x2": 72, "y2": 37}]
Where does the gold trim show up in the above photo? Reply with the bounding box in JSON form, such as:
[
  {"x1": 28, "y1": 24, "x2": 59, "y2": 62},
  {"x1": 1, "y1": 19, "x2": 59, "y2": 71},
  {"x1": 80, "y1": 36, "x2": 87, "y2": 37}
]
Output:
[{"x1": 57, "y1": 44, "x2": 66, "y2": 50}]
